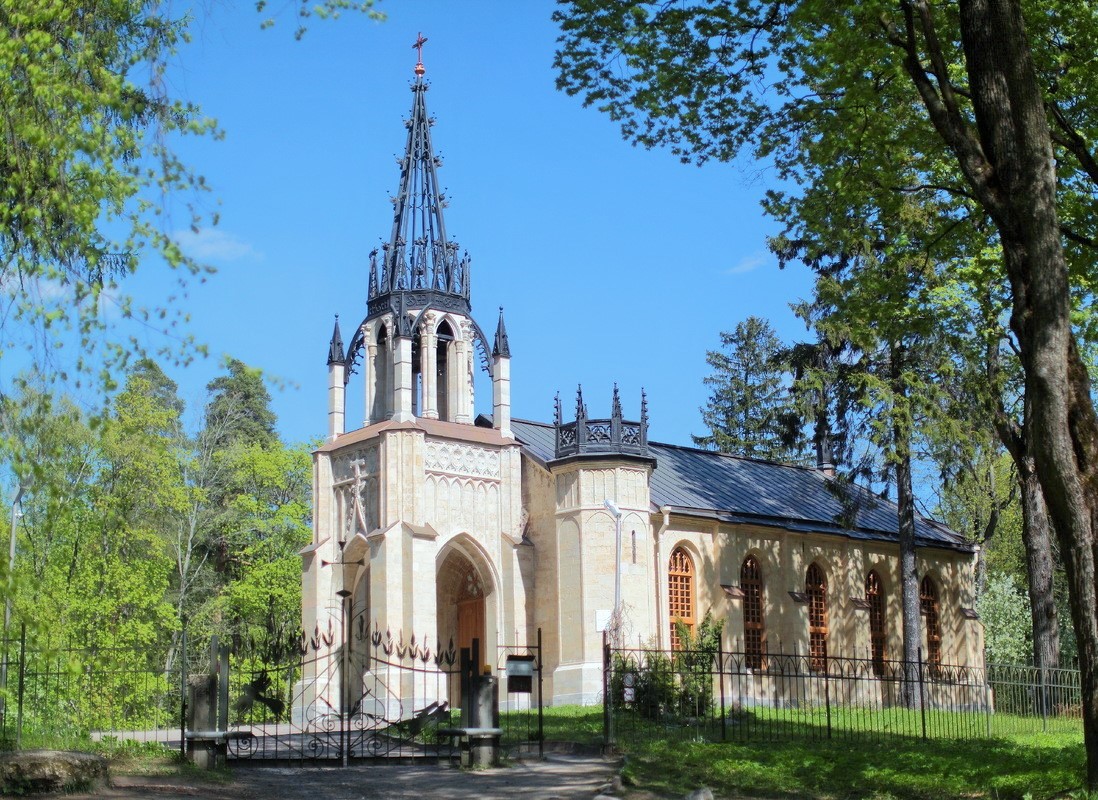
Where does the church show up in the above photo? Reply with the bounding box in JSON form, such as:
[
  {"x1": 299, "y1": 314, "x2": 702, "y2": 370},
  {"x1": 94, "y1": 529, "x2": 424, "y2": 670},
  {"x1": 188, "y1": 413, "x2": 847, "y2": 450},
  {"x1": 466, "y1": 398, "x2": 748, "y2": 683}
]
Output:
[{"x1": 300, "y1": 51, "x2": 983, "y2": 711}]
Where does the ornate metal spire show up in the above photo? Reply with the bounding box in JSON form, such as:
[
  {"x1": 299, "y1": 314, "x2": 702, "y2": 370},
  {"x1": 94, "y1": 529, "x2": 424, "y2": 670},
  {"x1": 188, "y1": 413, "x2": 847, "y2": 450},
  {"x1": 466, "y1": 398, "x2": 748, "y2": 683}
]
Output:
[
  {"x1": 367, "y1": 34, "x2": 471, "y2": 322},
  {"x1": 327, "y1": 315, "x2": 345, "y2": 366},
  {"x1": 492, "y1": 306, "x2": 511, "y2": 358}
]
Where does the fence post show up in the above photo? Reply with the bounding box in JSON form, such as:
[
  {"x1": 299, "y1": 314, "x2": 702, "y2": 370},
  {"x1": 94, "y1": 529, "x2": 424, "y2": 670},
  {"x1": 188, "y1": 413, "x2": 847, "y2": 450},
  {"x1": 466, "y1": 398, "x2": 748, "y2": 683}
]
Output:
[
  {"x1": 918, "y1": 648, "x2": 927, "y2": 741},
  {"x1": 718, "y1": 639, "x2": 726, "y2": 742},
  {"x1": 537, "y1": 627, "x2": 544, "y2": 760},
  {"x1": 15, "y1": 623, "x2": 26, "y2": 748},
  {"x1": 824, "y1": 665, "x2": 832, "y2": 740}
]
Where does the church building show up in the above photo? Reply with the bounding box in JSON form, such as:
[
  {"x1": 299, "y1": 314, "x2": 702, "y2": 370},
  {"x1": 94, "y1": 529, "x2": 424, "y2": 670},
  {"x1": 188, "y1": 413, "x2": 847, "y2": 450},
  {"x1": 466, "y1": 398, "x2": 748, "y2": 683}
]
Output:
[{"x1": 300, "y1": 52, "x2": 983, "y2": 710}]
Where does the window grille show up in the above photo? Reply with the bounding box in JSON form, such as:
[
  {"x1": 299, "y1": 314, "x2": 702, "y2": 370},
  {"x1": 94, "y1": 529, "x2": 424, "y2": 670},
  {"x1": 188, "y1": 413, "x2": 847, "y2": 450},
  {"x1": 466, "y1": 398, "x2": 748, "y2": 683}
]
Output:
[
  {"x1": 866, "y1": 570, "x2": 886, "y2": 676},
  {"x1": 668, "y1": 547, "x2": 695, "y2": 650},
  {"x1": 741, "y1": 556, "x2": 765, "y2": 669},
  {"x1": 920, "y1": 574, "x2": 942, "y2": 675},
  {"x1": 806, "y1": 563, "x2": 828, "y2": 671}
]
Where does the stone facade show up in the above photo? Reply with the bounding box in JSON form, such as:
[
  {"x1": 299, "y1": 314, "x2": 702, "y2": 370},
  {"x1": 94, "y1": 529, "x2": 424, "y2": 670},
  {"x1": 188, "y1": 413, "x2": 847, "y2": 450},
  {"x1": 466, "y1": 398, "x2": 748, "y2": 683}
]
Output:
[{"x1": 299, "y1": 65, "x2": 983, "y2": 716}]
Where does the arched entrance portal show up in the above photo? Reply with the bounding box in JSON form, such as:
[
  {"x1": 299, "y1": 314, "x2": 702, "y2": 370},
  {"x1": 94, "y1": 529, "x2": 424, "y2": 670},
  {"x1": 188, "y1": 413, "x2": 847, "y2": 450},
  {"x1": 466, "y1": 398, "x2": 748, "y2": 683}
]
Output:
[{"x1": 436, "y1": 543, "x2": 493, "y2": 702}]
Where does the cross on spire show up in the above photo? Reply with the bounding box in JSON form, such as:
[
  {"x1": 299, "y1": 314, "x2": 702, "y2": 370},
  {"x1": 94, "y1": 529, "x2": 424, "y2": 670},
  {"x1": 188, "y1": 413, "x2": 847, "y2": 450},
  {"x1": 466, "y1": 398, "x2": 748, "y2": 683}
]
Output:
[{"x1": 413, "y1": 32, "x2": 428, "y2": 76}]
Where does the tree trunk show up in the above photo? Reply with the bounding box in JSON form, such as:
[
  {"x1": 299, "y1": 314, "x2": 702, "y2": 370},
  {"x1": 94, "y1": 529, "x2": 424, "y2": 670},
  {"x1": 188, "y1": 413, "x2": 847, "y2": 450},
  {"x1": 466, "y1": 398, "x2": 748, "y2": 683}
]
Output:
[
  {"x1": 1018, "y1": 454, "x2": 1060, "y2": 673},
  {"x1": 957, "y1": 0, "x2": 1098, "y2": 786},
  {"x1": 892, "y1": 346, "x2": 922, "y2": 708}
]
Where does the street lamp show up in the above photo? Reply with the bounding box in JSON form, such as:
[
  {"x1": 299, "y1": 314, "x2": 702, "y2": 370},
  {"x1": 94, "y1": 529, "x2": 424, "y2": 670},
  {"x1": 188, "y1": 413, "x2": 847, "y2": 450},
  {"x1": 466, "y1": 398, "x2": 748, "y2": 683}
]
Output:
[
  {"x1": 335, "y1": 588, "x2": 352, "y2": 767},
  {"x1": 603, "y1": 499, "x2": 623, "y2": 647},
  {"x1": 1, "y1": 487, "x2": 23, "y2": 727}
]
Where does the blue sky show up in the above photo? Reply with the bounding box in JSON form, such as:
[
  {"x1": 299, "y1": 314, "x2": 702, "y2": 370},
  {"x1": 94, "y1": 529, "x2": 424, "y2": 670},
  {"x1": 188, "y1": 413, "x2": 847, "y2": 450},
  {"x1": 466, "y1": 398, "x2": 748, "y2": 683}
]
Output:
[{"x1": 131, "y1": 0, "x2": 815, "y2": 446}]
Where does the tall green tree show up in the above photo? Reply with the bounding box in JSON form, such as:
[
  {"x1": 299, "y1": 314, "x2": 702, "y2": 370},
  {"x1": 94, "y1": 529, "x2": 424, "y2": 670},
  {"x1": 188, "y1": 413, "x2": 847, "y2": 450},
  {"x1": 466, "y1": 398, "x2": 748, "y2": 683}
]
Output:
[
  {"x1": 693, "y1": 316, "x2": 803, "y2": 462},
  {"x1": 556, "y1": 1, "x2": 1098, "y2": 782}
]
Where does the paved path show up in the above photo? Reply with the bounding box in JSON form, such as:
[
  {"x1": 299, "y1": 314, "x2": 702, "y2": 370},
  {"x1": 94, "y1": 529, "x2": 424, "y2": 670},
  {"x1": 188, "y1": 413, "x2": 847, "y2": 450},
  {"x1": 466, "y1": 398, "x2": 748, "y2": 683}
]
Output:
[{"x1": 68, "y1": 755, "x2": 622, "y2": 800}]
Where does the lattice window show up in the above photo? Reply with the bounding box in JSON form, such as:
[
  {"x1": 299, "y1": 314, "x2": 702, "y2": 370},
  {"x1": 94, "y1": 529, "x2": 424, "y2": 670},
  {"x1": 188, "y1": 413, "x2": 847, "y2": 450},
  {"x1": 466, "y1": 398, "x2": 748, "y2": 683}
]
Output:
[
  {"x1": 806, "y1": 563, "x2": 828, "y2": 671},
  {"x1": 921, "y1": 575, "x2": 942, "y2": 675},
  {"x1": 866, "y1": 570, "x2": 886, "y2": 677},
  {"x1": 741, "y1": 556, "x2": 765, "y2": 669},
  {"x1": 668, "y1": 547, "x2": 695, "y2": 650}
]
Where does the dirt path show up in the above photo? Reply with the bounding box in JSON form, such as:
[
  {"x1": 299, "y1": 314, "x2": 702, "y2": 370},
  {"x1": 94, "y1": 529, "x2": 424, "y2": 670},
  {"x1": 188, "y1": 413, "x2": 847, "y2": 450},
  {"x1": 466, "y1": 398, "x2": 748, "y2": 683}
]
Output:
[{"x1": 64, "y1": 755, "x2": 622, "y2": 800}]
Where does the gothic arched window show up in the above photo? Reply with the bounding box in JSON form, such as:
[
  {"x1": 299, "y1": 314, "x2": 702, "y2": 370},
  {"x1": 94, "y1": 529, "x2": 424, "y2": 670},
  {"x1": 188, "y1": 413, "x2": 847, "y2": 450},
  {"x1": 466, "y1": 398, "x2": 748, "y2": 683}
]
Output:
[
  {"x1": 741, "y1": 556, "x2": 764, "y2": 669},
  {"x1": 866, "y1": 570, "x2": 886, "y2": 677},
  {"x1": 668, "y1": 547, "x2": 695, "y2": 650},
  {"x1": 806, "y1": 563, "x2": 828, "y2": 671},
  {"x1": 436, "y1": 320, "x2": 454, "y2": 421},
  {"x1": 920, "y1": 575, "x2": 943, "y2": 675}
]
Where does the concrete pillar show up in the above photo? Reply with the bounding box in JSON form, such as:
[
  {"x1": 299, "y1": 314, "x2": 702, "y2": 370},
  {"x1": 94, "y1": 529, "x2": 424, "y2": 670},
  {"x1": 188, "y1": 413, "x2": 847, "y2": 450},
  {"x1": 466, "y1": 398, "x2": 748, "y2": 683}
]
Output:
[
  {"x1": 492, "y1": 355, "x2": 512, "y2": 438},
  {"x1": 393, "y1": 335, "x2": 414, "y2": 423},
  {"x1": 328, "y1": 361, "x2": 345, "y2": 441},
  {"x1": 366, "y1": 339, "x2": 381, "y2": 425},
  {"x1": 422, "y1": 324, "x2": 438, "y2": 420}
]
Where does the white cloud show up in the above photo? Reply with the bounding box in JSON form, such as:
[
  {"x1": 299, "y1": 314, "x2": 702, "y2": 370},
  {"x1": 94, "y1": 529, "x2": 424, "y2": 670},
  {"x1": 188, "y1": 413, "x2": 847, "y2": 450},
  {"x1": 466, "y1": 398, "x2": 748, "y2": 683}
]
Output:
[
  {"x1": 174, "y1": 228, "x2": 260, "y2": 262},
  {"x1": 726, "y1": 252, "x2": 768, "y2": 275}
]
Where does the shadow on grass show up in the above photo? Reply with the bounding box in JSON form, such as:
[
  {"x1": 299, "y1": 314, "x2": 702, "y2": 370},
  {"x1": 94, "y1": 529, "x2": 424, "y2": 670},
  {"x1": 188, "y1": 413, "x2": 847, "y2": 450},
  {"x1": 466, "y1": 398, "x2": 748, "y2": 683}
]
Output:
[{"x1": 621, "y1": 726, "x2": 1085, "y2": 800}]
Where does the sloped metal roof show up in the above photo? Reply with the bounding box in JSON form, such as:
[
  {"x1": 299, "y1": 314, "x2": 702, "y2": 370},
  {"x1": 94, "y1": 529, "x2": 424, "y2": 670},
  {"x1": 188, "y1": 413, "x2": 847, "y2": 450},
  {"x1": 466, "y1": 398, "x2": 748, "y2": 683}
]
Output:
[{"x1": 507, "y1": 418, "x2": 971, "y2": 553}]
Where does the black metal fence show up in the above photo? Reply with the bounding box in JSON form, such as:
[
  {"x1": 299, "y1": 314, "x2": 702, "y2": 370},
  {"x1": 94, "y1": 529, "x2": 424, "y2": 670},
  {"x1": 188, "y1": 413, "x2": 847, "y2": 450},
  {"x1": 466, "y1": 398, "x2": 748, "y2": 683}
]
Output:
[
  {"x1": 0, "y1": 625, "x2": 192, "y2": 751},
  {"x1": 605, "y1": 643, "x2": 1084, "y2": 747}
]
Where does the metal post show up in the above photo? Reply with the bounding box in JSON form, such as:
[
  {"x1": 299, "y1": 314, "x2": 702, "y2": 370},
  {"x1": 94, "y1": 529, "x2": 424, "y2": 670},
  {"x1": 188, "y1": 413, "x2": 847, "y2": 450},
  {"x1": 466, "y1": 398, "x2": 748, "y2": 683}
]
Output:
[
  {"x1": 604, "y1": 500, "x2": 623, "y2": 648},
  {"x1": 824, "y1": 667, "x2": 832, "y2": 740},
  {"x1": 1, "y1": 487, "x2": 23, "y2": 728},
  {"x1": 602, "y1": 629, "x2": 612, "y2": 751},
  {"x1": 536, "y1": 627, "x2": 544, "y2": 759},
  {"x1": 16, "y1": 623, "x2": 26, "y2": 748},
  {"x1": 336, "y1": 589, "x2": 352, "y2": 768},
  {"x1": 179, "y1": 624, "x2": 187, "y2": 760},
  {"x1": 918, "y1": 648, "x2": 927, "y2": 741},
  {"x1": 718, "y1": 638, "x2": 726, "y2": 742}
]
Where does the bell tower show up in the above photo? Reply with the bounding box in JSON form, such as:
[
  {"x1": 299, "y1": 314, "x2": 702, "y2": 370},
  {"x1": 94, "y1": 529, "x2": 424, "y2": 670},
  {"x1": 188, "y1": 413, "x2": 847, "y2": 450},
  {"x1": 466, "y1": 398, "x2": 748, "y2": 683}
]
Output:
[
  {"x1": 302, "y1": 41, "x2": 525, "y2": 726},
  {"x1": 326, "y1": 38, "x2": 504, "y2": 432}
]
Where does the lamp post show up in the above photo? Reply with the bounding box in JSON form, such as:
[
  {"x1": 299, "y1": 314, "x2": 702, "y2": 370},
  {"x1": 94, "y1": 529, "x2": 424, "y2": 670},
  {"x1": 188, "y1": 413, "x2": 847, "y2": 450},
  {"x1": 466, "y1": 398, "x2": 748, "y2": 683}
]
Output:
[
  {"x1": 603, "y1": 499, "x2": 623, "y2": 648},
  {"x1": 336, "y1": 588, "x2": 352, "y2": 767},
  {"x1": 1, "y1": 487, "x2": 23, "y2": 726}
]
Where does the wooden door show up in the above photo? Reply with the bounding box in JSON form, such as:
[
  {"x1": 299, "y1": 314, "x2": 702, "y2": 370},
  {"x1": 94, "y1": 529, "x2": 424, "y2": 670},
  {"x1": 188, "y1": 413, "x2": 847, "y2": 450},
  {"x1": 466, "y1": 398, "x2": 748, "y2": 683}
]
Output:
[{"x1": 457, "y1": 597, "x2": 485, "y2": 660}]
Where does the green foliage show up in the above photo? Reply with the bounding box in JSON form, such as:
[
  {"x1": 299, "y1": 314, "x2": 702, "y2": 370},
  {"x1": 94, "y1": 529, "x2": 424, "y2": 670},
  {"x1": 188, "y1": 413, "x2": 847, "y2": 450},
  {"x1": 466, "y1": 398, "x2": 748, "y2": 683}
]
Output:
[
  {"x1": 673, "y1": 612, "x2": 723, "y2": 715},
  {"x1": 979, "y1": 573, "x2": 1034, "y2": 665},
  {"x1": 693, "y1": 316, "x2": 805, "y2": 463},
  {"x1": 613, "y1": 613, "x2": 724, "y2": 721},
  {"x1": 0, "y1": 0, "x2": 217, "y2": 385}
]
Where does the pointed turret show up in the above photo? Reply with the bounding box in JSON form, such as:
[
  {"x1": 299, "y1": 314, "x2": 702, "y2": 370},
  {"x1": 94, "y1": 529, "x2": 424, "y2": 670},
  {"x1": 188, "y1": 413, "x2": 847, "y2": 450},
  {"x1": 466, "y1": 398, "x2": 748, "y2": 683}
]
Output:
[
  {"x1": 327, "y1": 315, "x2": 347, "y2": 441},
  {"x1": 327, "y1": 315, "x2": 345, "y2": 366},
  {"x1": 493, "y1": 307, "x2": 511, "y2": 358}
]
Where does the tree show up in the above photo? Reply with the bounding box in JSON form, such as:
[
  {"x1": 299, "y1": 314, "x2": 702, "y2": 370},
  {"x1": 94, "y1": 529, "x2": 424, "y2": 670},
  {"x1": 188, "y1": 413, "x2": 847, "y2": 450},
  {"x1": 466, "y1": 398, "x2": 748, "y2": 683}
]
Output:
[
  {"x1": 204, "y1": 359, "x2": 278, "y2": 452},
  {"x1": 693, "y1": 316, "x2": 803, "y2": 462},
  {"x1": 555, "y1": 1, "x2": 1098, "y2": 783}
]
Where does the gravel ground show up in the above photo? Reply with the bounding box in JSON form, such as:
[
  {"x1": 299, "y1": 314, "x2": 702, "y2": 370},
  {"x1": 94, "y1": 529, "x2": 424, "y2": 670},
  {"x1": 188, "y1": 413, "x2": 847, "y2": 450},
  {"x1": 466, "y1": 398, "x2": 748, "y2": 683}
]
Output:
[{"x1": 63, "y1": 754, "x2": 622, "y2": 800}]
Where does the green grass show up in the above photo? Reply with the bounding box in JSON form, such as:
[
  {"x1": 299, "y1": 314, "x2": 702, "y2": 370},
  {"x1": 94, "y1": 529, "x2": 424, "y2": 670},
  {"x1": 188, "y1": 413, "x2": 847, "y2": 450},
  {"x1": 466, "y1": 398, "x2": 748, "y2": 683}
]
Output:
[
  {"x1": 618, "y1": 726, "x2": 1087, "y2": 799},
  {"x1": 500, "y1": 704, "x2": 605, "y2": 746},
  {"x1": 525, "y1": 705, "x2": 1088, "y2": 799}
]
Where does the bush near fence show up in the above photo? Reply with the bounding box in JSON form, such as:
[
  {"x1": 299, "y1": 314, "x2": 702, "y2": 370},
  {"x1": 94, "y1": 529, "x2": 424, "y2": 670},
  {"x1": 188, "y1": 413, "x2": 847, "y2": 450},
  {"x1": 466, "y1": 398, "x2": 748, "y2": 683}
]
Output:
[{"x1": 607, "y1": 646, "x2": 1084, "y2": 745}]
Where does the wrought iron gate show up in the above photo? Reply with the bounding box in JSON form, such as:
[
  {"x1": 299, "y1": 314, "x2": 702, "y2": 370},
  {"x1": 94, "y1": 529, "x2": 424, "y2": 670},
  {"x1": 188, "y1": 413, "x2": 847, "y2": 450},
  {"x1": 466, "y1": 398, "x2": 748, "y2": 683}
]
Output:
[{"x1": 223, "y1": 621, "x2": 459, "y2": 763}]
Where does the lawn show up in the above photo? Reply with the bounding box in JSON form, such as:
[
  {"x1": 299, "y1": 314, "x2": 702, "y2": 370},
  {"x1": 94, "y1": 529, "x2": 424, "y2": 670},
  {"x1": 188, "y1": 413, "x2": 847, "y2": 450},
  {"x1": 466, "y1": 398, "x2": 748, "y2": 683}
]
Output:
[{"x1": 529, "y1": 705, "x2": 1088, "y2": 799}]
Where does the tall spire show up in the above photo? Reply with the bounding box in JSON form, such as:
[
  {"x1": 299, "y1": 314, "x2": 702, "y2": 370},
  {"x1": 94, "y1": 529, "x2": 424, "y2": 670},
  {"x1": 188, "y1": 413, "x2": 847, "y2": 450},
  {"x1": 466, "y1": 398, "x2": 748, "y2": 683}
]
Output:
[{"x1": 367, "y1": 34, "x2": 471, "y2": 321}]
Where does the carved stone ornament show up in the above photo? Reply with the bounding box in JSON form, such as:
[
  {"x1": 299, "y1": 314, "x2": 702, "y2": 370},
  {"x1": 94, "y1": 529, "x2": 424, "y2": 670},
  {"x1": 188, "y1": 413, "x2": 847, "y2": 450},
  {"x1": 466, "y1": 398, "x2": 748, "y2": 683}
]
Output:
[{"x1": 424, "y1": 440, "x2": 501, "y2": 479}]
